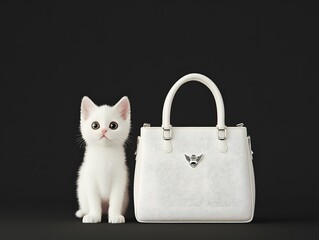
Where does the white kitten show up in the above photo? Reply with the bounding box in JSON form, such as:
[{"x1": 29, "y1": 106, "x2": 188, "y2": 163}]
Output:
[{"x1": 75, "y1": 96, "x2": 130, "y2": 224}]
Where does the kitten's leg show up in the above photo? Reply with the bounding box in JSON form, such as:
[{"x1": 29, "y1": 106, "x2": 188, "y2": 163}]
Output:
[
  {"x1": 76, "y1": 181, "x2": 89, "y2": 218},
  {"x1": 75, "y1": 187, "x2": 89, "y2": 218},
  {"x1": 82, "y1": 186, "x2": 102, "y2": 223},
  {"x1": 108, "y1": 178, "x2": 127, "y2": 224},
  {"x1": 75, "y1": 196, "x2": 88, "y2": 218}
]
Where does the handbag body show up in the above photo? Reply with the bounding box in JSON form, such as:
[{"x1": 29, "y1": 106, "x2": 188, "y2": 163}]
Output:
[{"x1": 134, "y1": 73, "x2": 255, "y2": 223}]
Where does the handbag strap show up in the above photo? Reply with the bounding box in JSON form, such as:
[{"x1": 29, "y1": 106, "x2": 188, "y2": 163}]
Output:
[{"x1": 161, "y1": 73, "x2": 227, "y2": 153}]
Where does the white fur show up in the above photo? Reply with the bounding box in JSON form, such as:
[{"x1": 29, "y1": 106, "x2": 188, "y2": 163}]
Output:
[{"x1": 76, "y1": 96, "x2": 130, "y2": 224}]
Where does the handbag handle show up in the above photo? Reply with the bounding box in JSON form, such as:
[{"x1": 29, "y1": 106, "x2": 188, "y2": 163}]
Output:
[
  {"x1": 162, "y1": 73, "x2": 226, "y2": 129},
  {"x1": 161, "y1": 73, "x2": 227, "y2": 152}
]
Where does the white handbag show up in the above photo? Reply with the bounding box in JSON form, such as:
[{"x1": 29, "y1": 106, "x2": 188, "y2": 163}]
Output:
[{"x1": 134, "y1": 73, "x2": 255, "y2": 223}]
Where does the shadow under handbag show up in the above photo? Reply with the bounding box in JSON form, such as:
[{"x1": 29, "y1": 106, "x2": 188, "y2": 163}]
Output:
[{"x1": 134, "y1": 73, "x2": 255, "y2": 223}]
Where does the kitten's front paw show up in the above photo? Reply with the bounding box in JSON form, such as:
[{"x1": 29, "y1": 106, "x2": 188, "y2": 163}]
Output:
[
  {"x1": 82, "y1": 214, "x2": 101, "y2": 223},
  {"x1": 108, "y1": 215, "x2": 125, "y2": 224}
]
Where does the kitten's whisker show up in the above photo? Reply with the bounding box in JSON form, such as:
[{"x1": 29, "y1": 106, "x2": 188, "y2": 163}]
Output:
[{"x1": 75, "y1": 135, "x2": 86, "y2": 148}]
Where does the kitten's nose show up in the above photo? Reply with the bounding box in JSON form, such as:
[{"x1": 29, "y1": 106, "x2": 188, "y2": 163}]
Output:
[{"x1": 101, "y1": 129, "x2": 107, "y2": 134}]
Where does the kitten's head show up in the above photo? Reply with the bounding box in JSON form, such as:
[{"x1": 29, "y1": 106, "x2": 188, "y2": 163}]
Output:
[{"x1": 80, "y1": 96, "x2": 131, "y2": 147}]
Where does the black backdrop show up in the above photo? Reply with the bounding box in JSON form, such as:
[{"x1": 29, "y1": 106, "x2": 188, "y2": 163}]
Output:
[{"x1": 0, "y1": 1, "x2": 318, "y2": 239}]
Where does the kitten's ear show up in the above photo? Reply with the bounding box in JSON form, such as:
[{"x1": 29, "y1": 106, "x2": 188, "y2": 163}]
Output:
[
  {"x1": 81, "y1": 96, "x2": 96, "y2": 120},
  {"x1": 114, "y1": 96, "x2": 130, "y2": 120}
]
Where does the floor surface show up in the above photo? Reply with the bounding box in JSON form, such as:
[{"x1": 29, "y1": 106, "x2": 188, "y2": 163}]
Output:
[{"x1": 0, "y1": 209, "x2": 318, "y2": 240}]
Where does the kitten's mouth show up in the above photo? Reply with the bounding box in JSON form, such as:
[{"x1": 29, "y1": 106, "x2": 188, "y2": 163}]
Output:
[{"x1": 100, "y1": 135, "x2": 109, "y2": 140}]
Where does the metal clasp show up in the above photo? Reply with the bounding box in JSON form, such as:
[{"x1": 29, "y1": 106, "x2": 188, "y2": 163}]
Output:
[
  {"x1": 163, "y1": 128, "x2": 172, "y2": 140},
  {"x1": 217, "y1": 128, "x2": 227, "y2": 140}
]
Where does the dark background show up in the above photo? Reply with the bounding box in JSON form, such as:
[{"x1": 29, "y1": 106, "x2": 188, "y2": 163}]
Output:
[{"x1": 0, "y1": 1, "x2": 318, "y2": 239}]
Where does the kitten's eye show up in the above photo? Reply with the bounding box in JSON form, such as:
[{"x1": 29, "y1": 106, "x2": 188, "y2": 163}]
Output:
[
  {"x1": 91, "y1": 121, "x2": 100, "y2": 130},
  {"x1": 109, "y1": 121, "x2": 118, "y2": 130}
]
